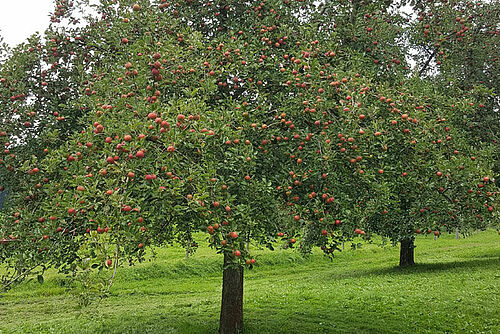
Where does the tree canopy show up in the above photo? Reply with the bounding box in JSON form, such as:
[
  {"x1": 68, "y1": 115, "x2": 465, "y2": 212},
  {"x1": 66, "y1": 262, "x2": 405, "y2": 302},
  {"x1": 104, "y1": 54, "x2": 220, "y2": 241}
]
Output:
[{"x1": 0, "y1": 1, "x2": 498, "y2": 333}]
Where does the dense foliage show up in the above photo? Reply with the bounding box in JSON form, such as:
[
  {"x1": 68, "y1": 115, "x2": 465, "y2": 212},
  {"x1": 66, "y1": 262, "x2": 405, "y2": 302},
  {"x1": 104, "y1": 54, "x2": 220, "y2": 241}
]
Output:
[{"x1": 0, "y1": 0, "x2": 498, "y2": 332}]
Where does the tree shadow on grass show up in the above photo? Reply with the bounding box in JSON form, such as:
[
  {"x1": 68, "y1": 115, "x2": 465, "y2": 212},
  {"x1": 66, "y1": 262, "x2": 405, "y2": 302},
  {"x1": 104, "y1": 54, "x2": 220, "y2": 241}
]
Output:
[
  {"x1": 349, "y1": 256, "x2": 500, "y2": 279},
  {"x1": 69, "y1": 312, "x2": 219, "y2": 334}
]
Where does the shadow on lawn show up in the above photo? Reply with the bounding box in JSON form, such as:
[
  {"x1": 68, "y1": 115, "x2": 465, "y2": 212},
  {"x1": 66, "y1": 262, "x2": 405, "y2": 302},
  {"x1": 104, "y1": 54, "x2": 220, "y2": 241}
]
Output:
[
  {"x1": 356, "y1": 256, "x2": 500, "y2": 278},
  {"x1": 74, "y1": 312, "x2": 218, "y2": 334}
]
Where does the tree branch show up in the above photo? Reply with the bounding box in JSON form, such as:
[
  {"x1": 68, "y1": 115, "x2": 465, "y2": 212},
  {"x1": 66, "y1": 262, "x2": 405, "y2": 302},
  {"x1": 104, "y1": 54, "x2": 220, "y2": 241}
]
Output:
[
  {"x1": 107, "y1": 243, "x2": 119, "y2": 291},
  {"x1": 2, "y1": 264, "x2": 39, "y2": 291},
  {"x1": 419, "y1": 50, "x2": 437, "y2": 76}
]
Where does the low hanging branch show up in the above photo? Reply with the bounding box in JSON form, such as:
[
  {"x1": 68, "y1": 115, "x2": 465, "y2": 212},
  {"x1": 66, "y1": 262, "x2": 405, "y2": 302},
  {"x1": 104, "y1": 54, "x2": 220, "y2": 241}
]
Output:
[
  {"x1": 107, "y1": 243, "x2": 119, "y2": 291},
  {"x1": 2, "y1": 263, "x2": 40, "y2": 291}
]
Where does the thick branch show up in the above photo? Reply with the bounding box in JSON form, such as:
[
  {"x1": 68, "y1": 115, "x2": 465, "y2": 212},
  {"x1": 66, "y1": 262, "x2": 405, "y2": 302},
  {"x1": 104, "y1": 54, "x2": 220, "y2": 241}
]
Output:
[{"x1": 419, "y1": 50, "x2": 437, "y2": 76}]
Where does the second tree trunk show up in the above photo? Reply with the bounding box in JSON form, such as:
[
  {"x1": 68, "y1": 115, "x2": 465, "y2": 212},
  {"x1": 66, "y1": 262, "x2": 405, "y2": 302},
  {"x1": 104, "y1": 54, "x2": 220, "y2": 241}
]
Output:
[{"x1": 399, "y1": 238, "x2": 415, "y2": 267}]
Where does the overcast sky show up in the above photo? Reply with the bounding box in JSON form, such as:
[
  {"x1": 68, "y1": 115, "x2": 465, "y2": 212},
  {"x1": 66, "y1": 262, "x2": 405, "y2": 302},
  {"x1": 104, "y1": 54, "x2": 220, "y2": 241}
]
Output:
[
  {"x1": 0, "y1": 1, "x2": 417, "y2": 47},
  {"x1": 0, "y1": 0, "x2": 54, "y2": 46}
]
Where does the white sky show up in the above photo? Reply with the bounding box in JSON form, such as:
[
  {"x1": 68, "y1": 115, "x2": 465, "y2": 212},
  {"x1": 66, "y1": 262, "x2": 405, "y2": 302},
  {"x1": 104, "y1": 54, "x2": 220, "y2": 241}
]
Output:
[{"x1": 0, "y1": 0, "x2": 54, "y2": 46}]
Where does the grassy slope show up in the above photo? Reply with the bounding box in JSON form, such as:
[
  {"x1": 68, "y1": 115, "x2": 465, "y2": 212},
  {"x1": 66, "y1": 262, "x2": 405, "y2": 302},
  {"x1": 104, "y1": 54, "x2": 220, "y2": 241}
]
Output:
[{"x1": 0, "y1": 230, "x2": 499, "y2": 334}]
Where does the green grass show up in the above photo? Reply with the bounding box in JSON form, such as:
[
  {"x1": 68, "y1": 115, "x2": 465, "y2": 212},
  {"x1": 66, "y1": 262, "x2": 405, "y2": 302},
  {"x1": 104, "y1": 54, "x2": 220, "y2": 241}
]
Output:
[{"x1": 1, "y1": 230, "x2": 499, "y2": 334}]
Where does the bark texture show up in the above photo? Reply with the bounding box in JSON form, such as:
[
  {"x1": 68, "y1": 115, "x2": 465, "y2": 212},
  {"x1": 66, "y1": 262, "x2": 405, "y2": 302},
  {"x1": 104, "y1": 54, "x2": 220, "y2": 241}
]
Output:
[
  {"x1": 219, "y1": 254, "x2": 244, "y2": 334},
  {"x1": 399, "y1": 238, "x2": 415, "y2": 267}
]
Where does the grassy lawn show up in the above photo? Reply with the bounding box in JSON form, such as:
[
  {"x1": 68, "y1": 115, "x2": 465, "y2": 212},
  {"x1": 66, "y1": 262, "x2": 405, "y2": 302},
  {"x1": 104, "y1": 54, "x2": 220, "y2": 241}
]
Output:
[{"x1": 0, "y1": 230, "x2": 499, "y2": 334}]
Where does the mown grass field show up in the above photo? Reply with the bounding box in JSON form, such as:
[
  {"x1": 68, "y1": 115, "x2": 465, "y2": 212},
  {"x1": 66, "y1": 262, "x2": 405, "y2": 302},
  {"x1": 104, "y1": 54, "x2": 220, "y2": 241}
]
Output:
[{"x1": 0, "y1": 230, "x2": 499, "y2": 334}]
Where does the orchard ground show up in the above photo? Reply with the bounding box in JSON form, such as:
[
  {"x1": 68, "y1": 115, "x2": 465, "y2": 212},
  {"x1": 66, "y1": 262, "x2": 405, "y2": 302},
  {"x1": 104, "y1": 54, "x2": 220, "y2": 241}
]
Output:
[{"x1": 1, "y1": 230, "x2": 499, "y2": 334}]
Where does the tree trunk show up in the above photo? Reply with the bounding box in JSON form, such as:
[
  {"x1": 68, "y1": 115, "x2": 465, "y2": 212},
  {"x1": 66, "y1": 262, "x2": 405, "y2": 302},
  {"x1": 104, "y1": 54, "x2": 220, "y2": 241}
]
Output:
[
  {"x1": 399, "y1": 238, "x2": 415, "y2": 267},
  {"x1": 219, "y1": 253, "x2": 244, "y2": 334}
]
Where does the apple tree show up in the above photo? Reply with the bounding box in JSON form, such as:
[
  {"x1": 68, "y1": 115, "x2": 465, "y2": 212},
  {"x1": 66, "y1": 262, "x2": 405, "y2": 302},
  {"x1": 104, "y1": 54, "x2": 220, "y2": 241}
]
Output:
[{"x1": 261, "y1": 0, "x2": 499, "y2": 266}]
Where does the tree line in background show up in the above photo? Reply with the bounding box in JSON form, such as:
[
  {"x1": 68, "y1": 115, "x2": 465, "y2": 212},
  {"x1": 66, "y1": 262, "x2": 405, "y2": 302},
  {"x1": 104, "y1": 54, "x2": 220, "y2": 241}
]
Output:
[{"x1": 0, "y1": 1, "x2": 498, "y2": 333}]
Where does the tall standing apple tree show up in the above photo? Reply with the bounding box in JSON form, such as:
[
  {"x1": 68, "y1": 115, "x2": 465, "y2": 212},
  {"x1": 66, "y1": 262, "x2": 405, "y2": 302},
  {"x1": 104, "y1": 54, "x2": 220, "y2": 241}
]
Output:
[
  {"x1": 260, "y1": 0, "x2": 499, "y2": 266},
  {"x1": 352, "y1": 0, "x2": 500, "y2": 265},
  {"x1": 354, "y1": 79, "x2": 498, "y2": 266}
]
